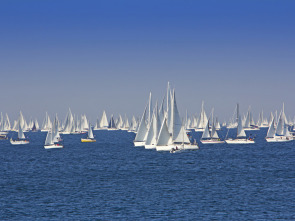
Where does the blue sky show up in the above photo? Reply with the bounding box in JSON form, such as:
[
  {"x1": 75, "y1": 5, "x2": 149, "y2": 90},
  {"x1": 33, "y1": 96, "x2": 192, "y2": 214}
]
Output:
[{"x1": 0, "y1": 0, "x2": 294, "y2": 123}]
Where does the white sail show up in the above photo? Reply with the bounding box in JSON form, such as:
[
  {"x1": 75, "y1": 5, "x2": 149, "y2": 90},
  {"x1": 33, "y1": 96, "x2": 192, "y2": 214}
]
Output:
[
  {"x1": 18, "y1": 122, "x2": 26, "y2": 139},
  {"x1": 100, "y1": 111, "x2": 108, "y2": 128},
  {"x1": 45, "y1": 131, "x2": 53, "y2": 145},
  {"x1": 81, "y1": 114, "x2": 88, "y2": 130},
  {"x1": 237, "y1": 115, "x2": 246, "y2": 137},
  {"x1": 34, "y1": 119, "x2": 39, "y2": 130},
  {"x1": 124, "y1": 116, "x2": 130, "y2": 129},
  {"x1": 211, "y1": 119, "x2": 219, "y2": 139},
  {"x1": 145, "y1": 111, "x2": 156, "y2": 145},
  {"x1": 215, "y1": 118, "x2": 221, "y2": 130},
  {"x1": 42, "y1": 112, "x2": 52, "y2": 130},
  {"x1": 117, "y1": 115, "x2": 123, "y2": 129},
  {"x1": 201, "y1": 120, "x2": 211, "y2": 139},
  {"x1": 94, "y1": 118, "x2": 99, "y2": 130},
  {"x1": 171, "y1": 90, "x2": 183, "y2": 142},
  {"x1": 88, "y1": 122, "x2": 94, "y2": 139},
  {"x1": 244, "y1": 108, "x2": 251, "y2": 128},
  {"x1": 167, "y1": 82, "x2": 173, "y2": 134},
  {"x1": 145, "y1": 102, "x2": 161, "y2": 145},
  {"x1": 134, "y1": 104, "x2": 148, "y2": 142},
  {"x1": 268, "y1": 112, "x2": 274, "y2": 127},
  {"x1": 196, "y1": 101, "x2": 208, "y2": 129},
  {"x1": 156, "y1": 118, "x2": 171, "y2": 146},
  {"x1": 173, "y1": 124, "x2": 190, "y2": 144},
  {"x1": 266, "y1": 118, "x2": 275, "y2": 138},
  {"x1": 108, "y1": 115, "x2": 116, "y2": 129},
  {"x1": 129, "y1": 116, "x2": 137, "y2": 131},
  {"x1": 276, "y1": 111, "x2": 284, "y2": 136},
  {"x1": 63, "y1": 108, "x2": 74, "y2": 132},
  {"x1": 52, "y1": 114, "x2": 61, "y2": 142},
  {"x1": 12, "y1": 120, "x2": 17, "y2": 131},
  {"x1": 147, "y1": 92, "x2": 152, "y2": 126},
  {"x1": 158, "y1": 96, "x2": 165, "y2": 124},
  {"x1": 4, "y1": 113, "x2": 11, "y2": 131}
]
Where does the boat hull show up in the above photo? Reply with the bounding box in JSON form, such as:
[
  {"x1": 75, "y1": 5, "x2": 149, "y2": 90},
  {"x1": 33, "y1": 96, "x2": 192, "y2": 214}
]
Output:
[
  {"x1": 225, "y1": 139, "x2": 255, "y2": 144},
  {"x1": 44, "y1": 144, "x2": 63, "y2": 149},
  {"x1": 81, "y1": 138, "x2": 96, "y2": 142},
  {"x1": 156, "y1": 144, "x2": 199, "y2": 151},
  {"x1": 0, "y1": 131, "x2": 8, "y2": 135},
  {"x1": 265, "y1": 136, "x2": 293, "y2": 142},
  {"x1": 201, "y1": 139, "x2": 225, "y2": 144},
  {"x1": 195, "y1": 128, "x2": 205, "y2": 132},
  {"x1": 60, "y1": 132, "x2": 71, "y2": 134},
  {"x1": 144, "y1": 144, "x2": 156, "y2": 149},
  {"x1": 10, "y1": 138, "x2": 29, "y2": 145},
  {"x1": 134, "y1": 141, "x2": 145, "y2": 147}
]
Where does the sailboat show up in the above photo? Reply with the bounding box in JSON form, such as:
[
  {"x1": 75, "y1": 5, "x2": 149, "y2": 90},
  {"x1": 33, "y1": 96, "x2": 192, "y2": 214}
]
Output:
[
  {"x1": 44, "y1": 128, "x2": 63, "y2": 149},
  {"x1": 200, "y1": 118, "x2": 224, "y2": 144},
  {"x1": 121, "y1": 115, "x2": 130, "y2": 131},
  {"x1": 265, "y1": 104, "x2": 293, "y2": 142},
  {"x1": 107, "y1": 115, "x2": 117, "y2": 130},
  {"x1": 61, "y1": 108, "x2": 74, "y2": 134},
  {"x1": 128, "y1": 116, "x2": 138, "y2": 133},
  {"x1": 81, "y1": 122, "x2": 96, "y2": 142},
  {"x1": 10, "y1": 123, "x2": 29, "y2": 145},
  {"x1": 195, "y1": 101, "x2": 208, "y2": 132},
  {"x1": 243, "y1": 106, "x2": 259, "y2": 131},
  {"x1": 257, "y1": 110, "x2": 269, "y2": 128},
  {"x1": 98, "y1": 111, "x2": 108, "y2": 130},
  {"x1": 156, "y1": 90, "x2": 199, "y2": 151},
  {"x1": 225, "y1": 104, "x2": 255, "y2": 144},
  {"x1": 31, "y1": 120, "x2": 38, "y2": 132},
  {"x1": 41, "y1": 112, "x2": 52, "y2": 132}
]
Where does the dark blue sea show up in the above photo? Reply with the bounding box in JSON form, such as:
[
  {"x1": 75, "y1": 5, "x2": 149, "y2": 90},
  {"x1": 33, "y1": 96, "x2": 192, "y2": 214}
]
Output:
[{"x1": 1, "y1": 128, "x2": 294, "y2": 220}]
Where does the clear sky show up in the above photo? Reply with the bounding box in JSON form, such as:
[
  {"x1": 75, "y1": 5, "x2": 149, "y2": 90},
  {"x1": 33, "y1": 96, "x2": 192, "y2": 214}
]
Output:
[{"x1": 0, "y1": 0, "x2": 294, "y2": 123}]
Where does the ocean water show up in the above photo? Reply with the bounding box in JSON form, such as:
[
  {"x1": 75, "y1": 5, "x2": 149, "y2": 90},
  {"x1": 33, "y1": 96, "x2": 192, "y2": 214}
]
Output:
[{"x1": 1, "y1": 129, "x2": 294, "y2": 220}]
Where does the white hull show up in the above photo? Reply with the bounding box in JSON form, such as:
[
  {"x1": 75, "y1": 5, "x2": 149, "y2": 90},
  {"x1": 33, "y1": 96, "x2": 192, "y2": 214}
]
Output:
[
  {"x1": 44, "y1": 144, "x2": 63, "y2": 149},
  {"x1": 107, "y1": 128, "x2": 117, "y2": 131},
  {"x1": 201, "y1": 139, "x2": 225, "y2": 144},
  {"x1": 195, "y1": 128, "x2": 205, "y2": 132},
  {"x1": 93, "y1": 128, "x2": 108, "y2": 131},
  {"x1": 0, "y1": 131, "x2": 8, "y2": 135},
  {"x1": 183, "y1": 144, "x2": 199, "y2": 150},
  {"x1": 156, "y1": 144, "x2": 199, "y2": 151},
  {"x1": 266, "y1": 136, "x2": 293, "y2": 142},
  {"x1": 156, "y1": 145, "x2": 174, "y2": 151},
  {"x1": 10, "y1": 138, "x2": 29, "y2": 145},
  {"x1": 41, "y1": 129, "x2": 50, "y2": 132},
  {"x1": 225, "y1": 139, "x2": 255, "y2": 144},
  {"x1": 145, "y1": 144, "x2": 156, "y2": 149},
  {"x1": 60, "y1": 131, "x2": 71, "y2": 134},
  {"x1": 134, "y1": 141, "x2": 145, "y2": 147}
]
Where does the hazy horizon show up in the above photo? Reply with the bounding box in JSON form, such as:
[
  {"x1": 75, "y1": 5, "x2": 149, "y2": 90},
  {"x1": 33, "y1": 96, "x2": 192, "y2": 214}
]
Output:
[{"x1": 1, "y1": 1, "x2": 294, "y2": 123}]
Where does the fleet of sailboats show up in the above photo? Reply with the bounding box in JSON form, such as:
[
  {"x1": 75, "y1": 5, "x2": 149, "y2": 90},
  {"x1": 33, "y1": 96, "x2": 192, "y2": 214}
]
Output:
[{"x1": 1, "y1": 82, "x2": 295, "y2": 151}]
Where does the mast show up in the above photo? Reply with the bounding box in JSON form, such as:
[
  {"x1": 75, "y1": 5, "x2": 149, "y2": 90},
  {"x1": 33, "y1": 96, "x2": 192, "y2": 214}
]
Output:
[{"x1": 236, "y1": 103, "x2": 239, "y2": 137}]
